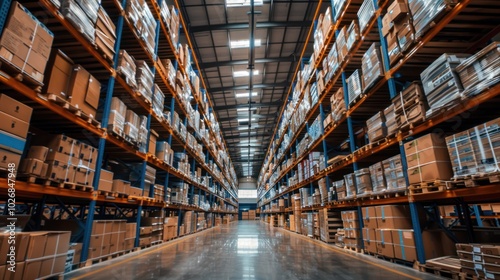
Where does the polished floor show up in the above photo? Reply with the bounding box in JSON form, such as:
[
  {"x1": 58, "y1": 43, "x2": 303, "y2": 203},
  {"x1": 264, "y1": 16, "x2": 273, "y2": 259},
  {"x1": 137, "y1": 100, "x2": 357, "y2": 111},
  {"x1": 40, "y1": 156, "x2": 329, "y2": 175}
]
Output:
[{"x1": 67, "y1": 221, "x2": 443, "y2": 280}]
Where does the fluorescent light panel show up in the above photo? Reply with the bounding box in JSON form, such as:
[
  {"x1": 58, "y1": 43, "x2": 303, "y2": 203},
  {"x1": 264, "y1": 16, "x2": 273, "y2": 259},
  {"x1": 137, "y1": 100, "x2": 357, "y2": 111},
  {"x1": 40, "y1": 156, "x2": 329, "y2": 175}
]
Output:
[
  {"x1": 230, "y1": 39, "x2": 262, "y2": 48},
  {"x1": 238, "y1": 118, "x2": 256, "y2": 122},
  {"x1": 233, "y1": 70, "x2": 259, "y2": 78},
  {"x1": 226, "y1": 0, "x2": 263, "y2": 7},
  {"x1": 235, "y1": 92, "x2": 258, "y2": 98}
]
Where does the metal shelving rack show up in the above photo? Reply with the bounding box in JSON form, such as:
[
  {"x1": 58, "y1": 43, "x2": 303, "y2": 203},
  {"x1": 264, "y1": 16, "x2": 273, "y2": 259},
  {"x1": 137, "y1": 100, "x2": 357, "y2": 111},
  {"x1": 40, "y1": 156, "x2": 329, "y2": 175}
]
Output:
[
  {"x1": 257, "y1": 0, "x2": 500, "y2": 266},
  {"x1": 0, "y1": 0, "x2": 238, "y2": 265}
]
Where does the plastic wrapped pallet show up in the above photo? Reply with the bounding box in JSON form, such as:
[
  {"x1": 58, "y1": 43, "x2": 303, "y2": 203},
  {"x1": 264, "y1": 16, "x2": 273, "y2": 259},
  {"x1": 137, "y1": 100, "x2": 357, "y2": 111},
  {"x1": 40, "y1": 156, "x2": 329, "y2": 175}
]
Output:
[
  {"x1": 456, "y1": 42, "x2": 500, "y2": 98},
  {"x1": 325, "y1": 43, "x2": 340, "y2": 81},
  {"x1": 420, "y1": 54, "x2": 468, "y2": 117},
  {"x1": 347, "y1": 70, "x2": 363, "y2": 106},
  {"x1": 382, "y1": 154, "x2": 406, "y2": 192},
  {"x1": 446, "y1": 117, "x2": 500, "y2": 178},
  {"x1": 300, "y1": 188, "x2": 309, "y2": 208},
  {"x1": 357, "y1": 0, "x2": 376, "y2": 34},
  {"x1": 384, "y1": 104, "x2": 397, "y2": 136},
  {"x1": 336, "y1": 26, "x2": 348, "y2": 63},
  {"x1": 392, "y1": 82, "x2": 428, "y2": 129},
  {"x1": 152, "y1": 84, "x2": 165, "y2": 118},
  {"x1": 332, "y1": 179, "x2": 345, "y2": 201},
  {"x1": 108, "y1": 97, "x2": 127, "y2": 136},
  {"x1": 61, "y1": 0, "x2": 95, "y2": 44},
  {"x1": 370, "y1": 161, "x2": 386, "y2": 193},
  {"x1": 344, "y1": 173, "x2": 357, "y2": 199},
  {"x1": 362, "y1": 43, "x2": 384, "y2": 92},
  {"x1": 117, "y1": 50, "x2": 137, "y2": 89},
  {"x1": 124, "y1": 109, "x2": 139, "y2": 143},
  {"x1": 72, "y1": 0, "x2": 99, "y2": 24},
  {"x1": 366, "y1": 111, "x2": 387, "y2": 143},
  {"x1": 135, "y1": 60, "x2": 154, "y2": 103},
  {"x1": 332, "y1": 0, "x2": 347, "y2": 21},
  {"x1": 137, "y1": 115, "x2": 148, "y2": 153},
  {"x1": 407, "y1": 0, "x2": 457, "y2": 39},
  {"x1": 346, "y1": 21, "x2": 360, "y2": 53},
  {"x1": 355, "y1": 168, "x2": 372, "y2": 197}
]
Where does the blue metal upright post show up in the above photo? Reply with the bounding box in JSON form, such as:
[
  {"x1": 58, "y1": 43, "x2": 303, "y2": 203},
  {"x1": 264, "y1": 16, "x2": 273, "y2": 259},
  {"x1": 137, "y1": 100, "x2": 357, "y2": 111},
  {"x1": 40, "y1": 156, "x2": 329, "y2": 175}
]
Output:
[{"x1": 409, "y1": 202, "x2": 426, "y2": 264}]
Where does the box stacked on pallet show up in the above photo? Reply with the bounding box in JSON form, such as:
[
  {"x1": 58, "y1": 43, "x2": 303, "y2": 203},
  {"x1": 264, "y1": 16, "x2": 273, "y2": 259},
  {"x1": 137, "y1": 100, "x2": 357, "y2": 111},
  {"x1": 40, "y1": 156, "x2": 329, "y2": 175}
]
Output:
[
  {"x1": 334, "y1": 179, "x2": 346, "y2": 201},
  {"x1": 90, "y1": 220, "x2": 127, "y2": 258},
  {"x1": 446, "y1": 117, "x2": 500, "y2": 180},
  {"x1": 135, "y1": 60, "x2": 155, "y2": 103},
  {"x1": 384, "y1": 104, "x2": 398, "y2": 136},
  {"x1": 366, "y1": 111, "x2": 387, "y2": 143},
  {"x1": 341, "y1": 210, "x2": 362, "y2": 251},
  {"x1": 318, "y1": 178, "x2": 328, "y2": 205},
  {"x1": 346, "y1": 20, "x2": 360, "y2": 54},
  {"x1": 404, "y1": 133, "x2": 453, "y2": 185},
  {"x1": 156, "y1": 141, "x2": 174, "y2": 166},
  {"x1": 138, "y1": 225, "x2": 153, "y2": 247},
  {"x1": 142, "y1": 215, "x2": 164, "y2": 245},
  {"x1": 124, "y1": 109, "x2": 140, "y2": 143},
  {"x1": 421, "y1": 54, "x2": 469, "y2": 118},
  {"x1": 137, "y1": 116, "x2": 149, "y2": 153},
  {"x1": 357, "y1": 0, "x2": 376, "y2": 34},
  {"x1": 355, "y1": 168, "x2": 372, "y2": 197},
  {"x1": 1, "y1": 231, "x2": 71, "y2": 280},
  {"x1": 347, "y1": 70, "x2": 363, "y2": 107},
  {"x1": 392, "y1": 82, "x2": 428, "y2": 130},
  {"x1": 382, "y1": 0, "x2": 415, "y2": 65},
  {"x1": 362, "y1": 207, "x2": 377, "y2": 254},
  {"x1": 344, "y1": 173, "x2": 357, "y2": 200},
  {"x1": 249, "y1": 210, "x2": 256, "y2": 220},
  {"x1": 362, "y1": 43, "x2": 384, "y2": 92},
  {"x1": 332, "y1": 0, "x2": 347, "y2": 21},
  {"x1": 369, "y1": 161, "x2": 387, "y2": 194},
  {"x1": 124, "y1": 223, "x2": 137, "y2": 250},
  {"x1": 125, "y1": 0, "x2": 157, "y2": 55},
  {"x1": 0, "y1": 2, "x2": 54, "y2": 84},
  {"x1": 336, "y1": 26, "x2": 348, "y2": 63},
  {"x1": 374, "y1": 205, "x2": 414, "y2": 260},
  {"x1": 457, "y1": 244, "x2": 500, "y2": 279},
  {"x1": 292, "y1": 194, "x2": 302, "y2": 233},
  {"x1": 95, "y1": 7, "x2": 116, "y2": 63},
  {"x1": 330, "y1": 88, "x2": 346, "y2": 126},
  {"x1": 117, "y1": 50, "x2": 137, "y2": 89},
  {"x1": 319, "y1": 209, "x2": 343, "y2": 243},
  {"x1": 408, "y1": 0, "x2": 457, "y2": 39},
  {"x1": 108, "y1": 97, "x2": 127, "y2": 136},
  {"x1": 382, "y1": 154, "x2": 406, "y2": 192},
  {"x1": 323, "y1": 42, "x2": 340, "y2": 84},
  {"x1": 111, "y1": 179, "x2": 131, "y2": 196},
  {"x1": 456, "y1": 42, "x2": 500, "y2": 98},
  {"x1": 163, "y1": 216, "x2": 178, "y2": 241},
  {"x1": 60, "y1": 0, "x2": 95, "y2": 44},
  {"x1": 0, "y1": 94, "x2": 32, "y2": 171}
]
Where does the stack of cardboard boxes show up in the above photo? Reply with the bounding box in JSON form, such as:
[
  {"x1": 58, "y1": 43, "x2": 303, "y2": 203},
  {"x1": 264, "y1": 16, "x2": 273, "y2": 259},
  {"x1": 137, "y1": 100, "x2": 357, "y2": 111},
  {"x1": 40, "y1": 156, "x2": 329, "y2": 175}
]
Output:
[
  {"x1": 446, "y1": 117, "x2": 500, "y2": 180},
  {"x1": 347, "y1": 70, "x2": 363, "y2": 107},
  {"x1": 89, "y1": 220, "x2": 127, "y2": 259},
  {"x1": 382, "y1": 154, "x2": 406, "y2": 192},
  {"x1": 333, "y1": 179, "x2": 346, "y2": 201},
  {"x1": 0, "y1": 2, "x2": 54, "y2": 84},
  {"x1": 142, "y1": 215, "x2": 164, "y2": 245},
  {"x1": 125, "y1": 0, "x2": 157, "y2": 55},
  {"x1": 392, "y1": 82, "x2": 428, "y2": 130},
  {"x1": 404, "y1": 133, "x2": 453, "y2": 185},
  {"x1": 159, "y1": 4, "x2": 179, "y2": 47},
  {"x1": 354, "y1": 168, "x2": 372, "y2": 197},
  {"x1": 1, "y1": 231, "x2": 71, "y2": 280},
  {"x1": 343, "y1": 173, "x2": 357, "y2": 200},
  {"x1": 95, "y1": 7, "x2": 116, "y2": 63},
  {"x1": 366, "y1": 111, "x2": 387, "y2": 143},
  {"x1": 124, "y1": 223, "x2": 137, "y2": 251},
  {"x1": 369, "y1": 161, "x2": 386, "y2": 194},
  {"x1": 336, "y1": 26, "x2": 348, "y2": 64},
  {"x1": 248, "y1": 210, "x2": 256, "y2": 220},
  {"x1": 163, "y1": 216, "x2": 178, "y2": 241},
  {"x1": 408, "y1": 0, "x2": 457, "y2": 39},
  {"x1": 135, "y1": 60, "x2": 154, "y2": 103},
  {"x1": 341, "y1": 210, "x2": 362, "y2": 251},
  {"x1": 357, "y1": 0, "x2": 376, "y2": 33},
  {"x1": 117, "y1": 50, "x2": 137, "y2": 88},
  {"x1": 0, "y1": 95, "x2": 32, "y2": 171},
  {"x1": 61, "y1": 0, "x2": 96, "y2": 45},
  {"x1": 457, "y1": 244, "x2": 500, "y2": 279},
  {"x1": 313, "y1": 7, "x2": 332, "y2": 61},
  {"x1": 319, "y1": 209, "x2": 342, "y2": 243},
  {"x1": 22, "y1": 135, "x2": 98, "y2": 186},
  {"x1": 382, "y1": 0, "x2": 414, "y2": 65},
  {"x1": 361, "y1": 43, "x2": 384, "y2": 92},
  {"x1": 138, "y1": 224, "x2": 153, "y2": 247},
  {"x1": 242, "y1": 211, "x2": 249, "y2": 220}
]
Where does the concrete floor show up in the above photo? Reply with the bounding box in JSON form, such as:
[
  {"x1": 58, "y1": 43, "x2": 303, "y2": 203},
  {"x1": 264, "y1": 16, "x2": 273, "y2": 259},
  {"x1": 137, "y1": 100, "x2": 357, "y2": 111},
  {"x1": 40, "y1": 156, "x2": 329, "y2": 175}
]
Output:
[{"x1": 66, "y1": 221, "x2": 443, "y2": 280}]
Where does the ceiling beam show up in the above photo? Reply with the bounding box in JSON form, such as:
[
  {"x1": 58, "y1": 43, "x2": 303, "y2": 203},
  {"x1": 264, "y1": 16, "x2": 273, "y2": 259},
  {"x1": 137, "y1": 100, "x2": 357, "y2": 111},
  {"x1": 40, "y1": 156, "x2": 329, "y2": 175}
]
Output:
[
  {"x1": 223, "y1": 124, "x2": 275, "y2": 133},
  {"x1": 198, "y1": 57, "x2": 296, "y2": 69},
  {"x1": 189, "y1": 21, "x2": 312, "y2": 33},
  {"x1": 213, "y1": 100, "x2": 282, "y2": 111},
  {"x1": 209, "y1": 82, "x2": 288, "y2": 93},
  {"x1": 224, "y1": 133, "x2": 271, "y2": 140}
]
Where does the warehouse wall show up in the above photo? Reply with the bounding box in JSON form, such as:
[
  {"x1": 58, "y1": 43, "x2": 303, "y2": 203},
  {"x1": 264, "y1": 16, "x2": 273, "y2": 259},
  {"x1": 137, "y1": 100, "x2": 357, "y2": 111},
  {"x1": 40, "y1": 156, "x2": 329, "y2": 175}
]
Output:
[{"x1": 238, "y1": 180, "x2": 257, "y2": 204}]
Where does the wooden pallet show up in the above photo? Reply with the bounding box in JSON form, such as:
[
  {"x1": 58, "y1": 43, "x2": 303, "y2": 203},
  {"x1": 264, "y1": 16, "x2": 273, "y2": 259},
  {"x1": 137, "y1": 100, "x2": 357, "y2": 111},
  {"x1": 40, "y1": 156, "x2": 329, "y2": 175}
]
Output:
[
  {"x1": 409, "y1": 180, "x2": 453, "y2": 195},
  {"x1": 97, "y1": 190, "x2": 118, "y2": 197},
  {"x1": 38, "y1": 273, "x2": 64, "y2": 280},
  {"x1": 0, "y1": 58, "x2": 43, "y2": 92},
  {"x1": 40, "y1": 179, "x2": 94, "y2": 192},
  {"x1": 47, "y1": 94, "x2": 101, "y2": 129},
  {"x1": 344, "y1": 246, "x2": 363, "y2": 253},
  {"x1": 418, "y1": 263, "x2": 466, "y2": 280},
  {"x1": 454, "y1": 172, "x2": 500, "y2": 188}
]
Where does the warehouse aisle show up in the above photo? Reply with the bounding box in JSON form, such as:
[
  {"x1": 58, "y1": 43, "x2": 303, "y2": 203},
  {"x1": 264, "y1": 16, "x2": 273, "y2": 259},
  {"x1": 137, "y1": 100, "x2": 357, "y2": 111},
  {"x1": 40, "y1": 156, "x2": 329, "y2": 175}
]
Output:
[{"x1": 66, "y1": 221, "x2": 441, "y2": 280}]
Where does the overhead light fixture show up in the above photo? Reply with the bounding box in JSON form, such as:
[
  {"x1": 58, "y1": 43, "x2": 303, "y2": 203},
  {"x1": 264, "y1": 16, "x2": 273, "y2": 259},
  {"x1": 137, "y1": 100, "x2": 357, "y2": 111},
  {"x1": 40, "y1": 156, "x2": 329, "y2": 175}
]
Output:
[
  {"x1": 238, "y1": 118, "x2": 256, "y2": 122},
  {"x1": 235, "y1": 92, "x2": 258, "y2": 98},
  {"x1": 230, "y1": 39, "x2": 262, "y2": 49},
  {"x1": 226, "y1": 0, "x2": 263, "y2": 7},
  {"x1": 233, "y1": 70, "x2": 259, "y2": 78}
]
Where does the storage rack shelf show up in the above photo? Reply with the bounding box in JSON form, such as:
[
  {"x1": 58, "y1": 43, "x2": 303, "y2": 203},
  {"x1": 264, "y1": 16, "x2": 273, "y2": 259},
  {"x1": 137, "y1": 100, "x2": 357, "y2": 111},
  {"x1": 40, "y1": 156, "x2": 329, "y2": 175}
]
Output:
[
  {"x1": 257, "y1": 0, "x2": 500, "y2": 270},
  {"x1": 0, "y1": 0, "x2": 238, "y2": 268}
]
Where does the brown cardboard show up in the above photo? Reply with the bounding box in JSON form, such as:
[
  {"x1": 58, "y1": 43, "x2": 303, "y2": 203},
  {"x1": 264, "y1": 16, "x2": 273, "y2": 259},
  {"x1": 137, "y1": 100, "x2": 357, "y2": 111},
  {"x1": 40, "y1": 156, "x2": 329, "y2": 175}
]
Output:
[
  {"x1": 376, "y1": 229, "x2": 395, "y2": 258},
  {"x1": 362, "y1": 207, "x2": 378, "y2": 228},
  {"x1": 95, "y1": 8, "x2": 116, "y2": 60},
  {"x1": 406, "y1": 146, "x2": 450, "y2": 168},
  {"x1": 26, "y1": 146, "x2": 48, "y2": 161},
  {"x1": 45, "y1": 134, "x2": 78, "y2": 157},
  {"x1": 382, "y1": 13, "x2": 393, "y2": 36},
  {"x1": 481, "y1": 245, "x2": 500, "y2": 256},
  {"x1": 112, "y1": 179, "x2": 131, "y2": 194},
  {"x1": 25, "y1": 233, "x2": 47, "y2": 259},
  {"x1": 39, "y1": 255, "x2": 66, "y2": 279},
  {"x1": 407, "y1": 161, "x2": 454, "y2": 184},
  {"x1": 362, "y1": 228, "x2": 377, "y2": 253},
  {"x1": 98, "y1": 169, "x2": 113, "y2": 192},
  {"x1": 92, "y1": 220, "x2": 107, "y2": 235},
  {"x1": 388, "y1": 0, "x2": 408, "y2": 21},
  {"x1": 404, "y1": 133, "x2": 447, "y2": 152},
  {"x1": 0, "y1": 111, "x2": 30, "y2": 138},
  {"x1": 43, "y1": 49, "x2": 74, "y2": 98},
  {"x1": 44, "y1": 231, "x2": 71, "y2": 256},
  {"x1": 73, "y1": 167, "x2": 95, "y2": 186},
  {"x1": 129, "y1": 187, "x2": 143, "y2": 196},
  {"x1": 78, "y1": 143, "x2": 98, "y2": 165},
  {"x1": 375, "y1": 205, "x2": 413, "y2": 229},
  {"x1": 0, "y1": 232, "x2": 29, "y2": 263},
  {"x1": 140, "y1": 226, "x2": 153, "y2": 236},
  {"x1": 0, "y1": 149, "x2": 21, "y2": 170},
  {"x1": 391, "y1": 229, "x2": 417, "y2": 261},
  {"x1": 0, "y1": 94, "x2": 33, "y2": 123},
  {"x1": 149, "y1": 129, "x2": 158, "y2": 155},
  {"x1": 46, "y1": 161, "x2": 75, "y2": 182},
  {"x1": 126, "y1": 223, "x2": 137, "y2": 239},
  {"x1": 46, "y1": 151, "x2": 78, "y2": 167},
  {"x1": 67, "y1": 65, "x2": 101, "y2": 117},
  {"x1": 4, "y1": 261, "x2": 24, "y2": 280},
  {"x1": 20, "y1": 158, "x2": 44, "y2": 176},
  {"x1": 69, "y1": 243, "x2": 83, "y2": 264}
]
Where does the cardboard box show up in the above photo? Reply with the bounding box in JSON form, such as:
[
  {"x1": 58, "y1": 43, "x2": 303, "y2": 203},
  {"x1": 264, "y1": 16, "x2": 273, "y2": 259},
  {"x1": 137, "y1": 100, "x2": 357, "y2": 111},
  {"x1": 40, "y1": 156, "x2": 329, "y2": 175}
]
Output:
[
  {"x1": 20, "y1": 158, "x2": 44, "y2": 176},
  {"x1": 73, "y1": 167, "x2": 94, "y2": 185},
  {"x1": 0, "y1": 232, "x2": 30, "y2": 263},
  {"x1": 362, "y1": 207, "x2": 378, "y2": 229},
  {"x1": 363, "y1": 228, "x2": 377, "y2": 253},
  {"x1": 45, "y1": 161, "x2": 76, "y2": 182},
  {"x1": 43, "y1": 50, "x2": 74, "y2": 98},
  {"x1": 95, "y1": 7, "x2": 116, "y2": 61},
  {"x1": 26, "y1": 146, "x2": 49, "y2": 161},
  {"x1": 391, "y1": 229, "x2": 417, "y2": 261},
  {"x1": 4, "y1": 261, "x2": 24, "y2": 280},
  {"x1": 129, "y1": 187, "x2": 142, "y2": 197},
  {"x1": 149, "y1": 129, "x2": 158, "y2": 156},
  {"x1": 0, "y1": 94, "x2": 33, "y2": 123},
  {"x1": 112, "y1": 179, "x2": 131, "y2": 194},
  {"x1": 0, "y1": 148, "x2": 22, "y2": 170},
  {"x1": 376, "y1": 229, "x2": 395, "y2": 258},
  {"x1": 78, "y1": 143, "x2": 98, "y2": 166},
  {"x1": 67, "y1": 65, "x2": 101, "y2": 117},
  {"x1": 406, "y1": 146, "x2": 450, "y2": 169},
  {"x1": 98, "y1": 169, "x2": 113, "y2": 192},
  {"x1": 126, "y1": 223, "x2": 137, "y2": 239},
  {"x1": 0, "y1": 111, "x2": 30, "y2": 138},
  {"x1": 92, "y1": 220, "x2": 107, "y2": 235},
  {"x1": 139, "y1": 226, "x2": 152, "y2": 236},
  {"x1": 387, "y1": 0, "x2": 408, "y2": 21},
  {"x1": 45, "y1": 152, "x2": 78, "y2": 167},
  {"x1": 45, "y1": 134, "x2": 79, "y2": 157},
  {"x1": 69, "y1": 243, "x2": 83, "y2": 265},
  {"x1": 375, "y1": 205, "x2": 412, "y2": 229},
  {"x1": 407, "y1": 161, "x2": 454, "y2": 184},
  {"x1": 38, "y1": 255, "x2": 66, "y2": 279}
]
